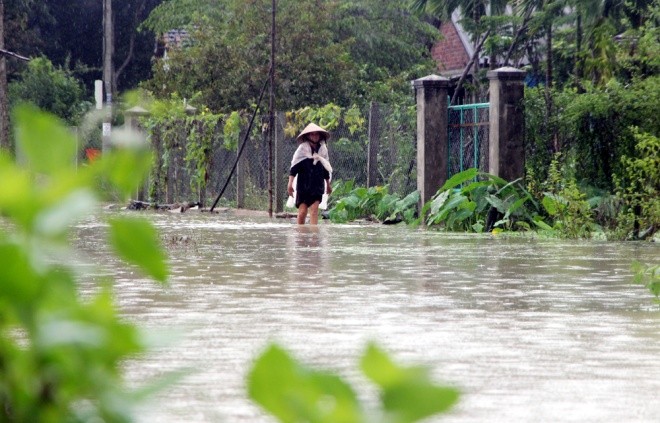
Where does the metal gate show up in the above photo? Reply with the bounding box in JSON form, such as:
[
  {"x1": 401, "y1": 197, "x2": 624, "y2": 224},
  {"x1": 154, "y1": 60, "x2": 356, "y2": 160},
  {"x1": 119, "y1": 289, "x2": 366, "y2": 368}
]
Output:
[{"x1": 448, "y1": 102, "x2": 489, "y2": 177}]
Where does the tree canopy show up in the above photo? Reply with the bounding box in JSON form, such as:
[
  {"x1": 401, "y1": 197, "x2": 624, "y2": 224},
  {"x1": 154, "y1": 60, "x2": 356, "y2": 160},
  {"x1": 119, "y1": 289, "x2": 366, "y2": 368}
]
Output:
[
  {"x1": 141, "y1": 0, "x2": 439, "y2": 112},
  {"x1": 9, "y1": 57, "x2": 88, "y2": 125}
]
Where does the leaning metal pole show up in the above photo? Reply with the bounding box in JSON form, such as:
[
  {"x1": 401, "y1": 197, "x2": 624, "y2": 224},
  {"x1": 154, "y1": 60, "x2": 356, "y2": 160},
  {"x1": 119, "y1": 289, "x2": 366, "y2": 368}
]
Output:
[{"x1": 209, "y1": 69, "x2": 271, "y2": 212}]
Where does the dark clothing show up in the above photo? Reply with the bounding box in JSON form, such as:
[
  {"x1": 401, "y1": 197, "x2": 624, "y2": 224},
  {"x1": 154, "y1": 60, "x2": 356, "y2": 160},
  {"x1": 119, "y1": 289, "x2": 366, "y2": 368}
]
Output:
[{"x1": 290, "y1": 145, "x2": 330, "y2": 208}]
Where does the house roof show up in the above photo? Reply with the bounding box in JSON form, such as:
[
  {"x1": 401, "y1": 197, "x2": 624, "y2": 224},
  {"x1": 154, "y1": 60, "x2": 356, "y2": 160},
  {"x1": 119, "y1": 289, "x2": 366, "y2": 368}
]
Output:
[
  {"x1": 431, "y1": 11, "x2": 494, "y2": 77},
  {"x1": 431, "y1": 12, "x2": 472, "y2": 77}
]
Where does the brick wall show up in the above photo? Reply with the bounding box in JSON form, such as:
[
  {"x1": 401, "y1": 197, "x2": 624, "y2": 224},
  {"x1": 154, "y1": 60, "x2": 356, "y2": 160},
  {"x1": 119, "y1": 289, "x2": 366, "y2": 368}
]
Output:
[{"x1": 431, "y1": 21, "x2": 470, "y2": 74}]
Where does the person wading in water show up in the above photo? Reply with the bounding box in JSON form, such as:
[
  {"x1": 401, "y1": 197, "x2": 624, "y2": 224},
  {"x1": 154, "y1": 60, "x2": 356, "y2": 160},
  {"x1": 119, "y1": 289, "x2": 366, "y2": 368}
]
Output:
[{"x1": 287, "y1": 123, "x2": 332, "y2": 225}]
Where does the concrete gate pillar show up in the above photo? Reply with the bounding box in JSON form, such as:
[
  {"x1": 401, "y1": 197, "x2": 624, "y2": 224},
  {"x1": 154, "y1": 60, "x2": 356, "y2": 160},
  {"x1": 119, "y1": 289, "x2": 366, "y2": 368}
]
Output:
[
  {"x1": 413, "y1": 74, "x2": 450, "y2": 208},
  {"x1": 487, "y1": 67, "x2": 526, "y2": 182}
]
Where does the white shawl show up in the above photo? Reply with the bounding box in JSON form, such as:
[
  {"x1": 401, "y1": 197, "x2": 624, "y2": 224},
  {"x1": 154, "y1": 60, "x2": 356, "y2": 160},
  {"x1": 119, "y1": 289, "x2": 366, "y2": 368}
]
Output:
[{"x1": 290, "y1": 141, "x2": 332, "y2": 175}]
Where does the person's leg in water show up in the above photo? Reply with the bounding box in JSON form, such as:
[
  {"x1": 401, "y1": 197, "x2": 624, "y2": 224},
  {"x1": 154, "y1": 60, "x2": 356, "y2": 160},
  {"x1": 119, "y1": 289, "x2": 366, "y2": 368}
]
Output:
[
  {"x1": 297, "y1": 201, "x2": 321, "y2": 224},
  {"x1": 297, "y1": 203, "x2": 309, "y2": 224},
  {"x1": 308, "y1": 201, "x2": 320, "y2": 224}
]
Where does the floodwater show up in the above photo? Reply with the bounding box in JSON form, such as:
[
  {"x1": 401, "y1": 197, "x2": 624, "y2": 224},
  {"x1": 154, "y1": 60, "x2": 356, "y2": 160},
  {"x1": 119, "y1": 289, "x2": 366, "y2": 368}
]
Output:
[{"x1": 73, "y1": 210, "x2": 660, "y2": 423}]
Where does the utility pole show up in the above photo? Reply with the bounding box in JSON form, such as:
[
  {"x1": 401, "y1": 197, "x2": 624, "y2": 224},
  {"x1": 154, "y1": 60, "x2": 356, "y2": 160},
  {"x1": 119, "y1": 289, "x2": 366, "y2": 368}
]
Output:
[
  {"x1": 0, "y1": 0, "x2": 9, "y2": 152},
  {"x1": 102, "y1": 0, "x2": 114, "y2": 153},
  {"x1": 267, "y1": 0, "x2": 276, "y2": 218}
]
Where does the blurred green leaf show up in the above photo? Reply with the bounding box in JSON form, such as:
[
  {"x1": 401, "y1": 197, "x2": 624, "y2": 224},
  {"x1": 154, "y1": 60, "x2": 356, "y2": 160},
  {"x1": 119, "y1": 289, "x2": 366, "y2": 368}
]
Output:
[
  {"x1": 361, "y1": 343, "x2": 459, "y2": 423},
  {"x1": 93, "y1": 148, "x2": 153, "y2": 200},
  {"x1": 0, "y1": 155, "x2": 33, "y2": 212},
  {"x1": 109, "y1": 217, "x2": 168, "y2": 283},
  {"x1": 248, "y1": 344, "x2": 363, "y2": 423},
  {"x1": 0, "y1": 243, "x2": 40, "y2": 306},
  {"x1": 36, "y1": 319, "x2": 106, "y2": 348},
  {"x1": 1, "y1": 103, "x2": 174, "y2": 422},
  {"x1": 34, "y1": 189, "x2": 97, "y2": 238},
  {"x1": 0, "y1": 154, "x2": 44, "y2": 231},
  {"x1": 14, "y1": 104, "x2": 77, "y2": 175}
]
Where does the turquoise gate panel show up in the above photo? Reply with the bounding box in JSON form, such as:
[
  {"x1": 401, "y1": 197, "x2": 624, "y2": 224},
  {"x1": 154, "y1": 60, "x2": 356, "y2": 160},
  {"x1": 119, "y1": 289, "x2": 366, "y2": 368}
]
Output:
[{"x1": 447, "y1": 102, "x2": 489, "y2": 178}]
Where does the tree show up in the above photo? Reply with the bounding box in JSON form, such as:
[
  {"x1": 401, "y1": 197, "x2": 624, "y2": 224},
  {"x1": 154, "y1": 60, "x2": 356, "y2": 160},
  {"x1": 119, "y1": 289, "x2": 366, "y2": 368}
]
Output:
[
  {"x1": 9, "y1": 57, "x2": 88, "y2": 125},
  {"x1": 20, "y1": 0, "x2": 162, "y2": 96},
  {"x1": 1, "y1": 0, "x2": 8, "y2": 151},
  {"x1": 1, "y1": 0, "x2": 35, "y2": 151},
  {"x1": 330, "y1": 0, "x2": 439, "y2": 104},
  {"x1": 141, "y1": 0, "x2": 438, "y2": 111},
  {"x1": 408, "y1": 0, "x2": 509, "y2": 104}
]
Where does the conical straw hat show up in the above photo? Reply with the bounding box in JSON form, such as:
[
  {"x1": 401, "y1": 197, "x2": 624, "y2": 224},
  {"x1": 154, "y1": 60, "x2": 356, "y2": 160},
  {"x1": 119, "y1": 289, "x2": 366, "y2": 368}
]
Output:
[{"x1": 296, "y1": 123, "x2": 330, "y2": 143}]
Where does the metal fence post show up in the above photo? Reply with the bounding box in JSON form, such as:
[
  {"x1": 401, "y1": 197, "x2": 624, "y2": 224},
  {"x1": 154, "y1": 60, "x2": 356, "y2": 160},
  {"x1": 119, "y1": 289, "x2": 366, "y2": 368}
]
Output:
[
  {"x1": 124, "y1": 106, "x2": 150, "y2": 201},
  {"x1": 236, "y1": 127, "x2": 247, "y2": 208},
  {"x1": 413, "y1": 75, "x2": 450, "y2": 208},
  {"x1": 487, "y1": 67, "x2": 526, "y2": 182},
  {"x1": 274, "y1": 111, "x2": 286, "y2": 213},
  {"x1": 367, "y1": 102, "x2": 380, "y2": 187}
]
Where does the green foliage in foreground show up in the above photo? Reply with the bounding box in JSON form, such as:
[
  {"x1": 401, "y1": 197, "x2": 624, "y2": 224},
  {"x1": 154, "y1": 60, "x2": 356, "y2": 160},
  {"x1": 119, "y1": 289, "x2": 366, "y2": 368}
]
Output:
[
  {"x1": 248, "y1": 342, "x2": 460, "y2": 423},
  {"x1": 0, "y1": 105, "x2": 169, "y2": 421}
]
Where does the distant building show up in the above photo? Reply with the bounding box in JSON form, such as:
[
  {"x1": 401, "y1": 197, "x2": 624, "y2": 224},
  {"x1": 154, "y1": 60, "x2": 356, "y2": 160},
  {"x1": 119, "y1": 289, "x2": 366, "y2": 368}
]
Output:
[
  {"x1": 163, "y1": 29, "x2": 191, "y2": 50},
  {"x1": 154, "y1": 29, "x2": 191, "y2": 56},
  {"x1": 431, "y1": 12, "x2": 475, "y2": 78}
]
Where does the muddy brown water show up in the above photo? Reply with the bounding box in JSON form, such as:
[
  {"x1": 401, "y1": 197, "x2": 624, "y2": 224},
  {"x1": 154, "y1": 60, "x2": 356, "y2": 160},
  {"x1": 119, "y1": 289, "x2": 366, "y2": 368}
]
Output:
[{"x1": 73, "y1": 210, "x2": 660, "y2": 422}]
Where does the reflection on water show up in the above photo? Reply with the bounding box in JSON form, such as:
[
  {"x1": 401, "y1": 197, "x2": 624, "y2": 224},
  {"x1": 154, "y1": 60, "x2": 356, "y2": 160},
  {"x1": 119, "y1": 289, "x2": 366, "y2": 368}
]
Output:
[{"x1": 74, "y1": 211, "x2": 660, "y2": 423}]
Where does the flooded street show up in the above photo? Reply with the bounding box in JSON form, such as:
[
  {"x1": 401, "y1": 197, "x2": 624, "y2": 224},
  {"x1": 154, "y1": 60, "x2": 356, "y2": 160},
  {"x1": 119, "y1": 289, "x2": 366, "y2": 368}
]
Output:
[{"x1": 74, "y1": 211, "x2": 660, "y2": 422}]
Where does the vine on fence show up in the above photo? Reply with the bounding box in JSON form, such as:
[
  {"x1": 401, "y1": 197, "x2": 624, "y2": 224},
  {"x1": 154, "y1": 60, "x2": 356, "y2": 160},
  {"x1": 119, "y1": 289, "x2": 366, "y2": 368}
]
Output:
[
  {"x1": 185, "y1": 108, "x2": 218, "y2": 204},
  {"x1": 223, "y1": 111, "x2": 241, "y2": 151},
  {"x1": 284, "y1": 103, "x2": 365, "y2": 137},
  {"x1": 139, "y1": 99, "x2": 417, "y2": 206}
]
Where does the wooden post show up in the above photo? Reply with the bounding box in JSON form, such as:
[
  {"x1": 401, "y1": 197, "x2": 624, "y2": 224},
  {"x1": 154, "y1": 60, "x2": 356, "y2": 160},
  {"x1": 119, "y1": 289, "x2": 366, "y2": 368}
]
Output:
[
  {"x1": 150, "y1": 127, "x2": 163, "y2": 204},
  {"x1": 102, "y1": 0, "x2": 114, "y2": 155},
  {"x1": 0, "y1": 0, "x2": 10, "y2": 152}
]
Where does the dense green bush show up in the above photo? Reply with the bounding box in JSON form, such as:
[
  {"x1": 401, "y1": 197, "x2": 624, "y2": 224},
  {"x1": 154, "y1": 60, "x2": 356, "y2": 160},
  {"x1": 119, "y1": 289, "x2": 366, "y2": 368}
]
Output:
[
  {"x1": 613, "y1": 128, "x2": 660, "y2": 240},
  {"x1": 8, "y1": 57, "x2": 89, "y2": 126},
  {"x1": 524, "y1": 75, "x2": 660, "y2": 191},
  {"x1": 536, "y1": 156, "x2": 598, "y2": 239}
]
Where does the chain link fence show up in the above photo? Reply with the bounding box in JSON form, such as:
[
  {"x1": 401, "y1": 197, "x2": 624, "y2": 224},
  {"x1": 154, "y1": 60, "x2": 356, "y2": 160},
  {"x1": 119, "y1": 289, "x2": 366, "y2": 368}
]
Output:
[
  {"x1": 116, "y1": 102, "x2": 418, "y2": 211},
  {"x1": 447, "y1": 104, "x2": 490, "y2": 177}
]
